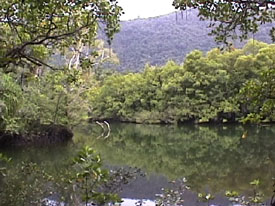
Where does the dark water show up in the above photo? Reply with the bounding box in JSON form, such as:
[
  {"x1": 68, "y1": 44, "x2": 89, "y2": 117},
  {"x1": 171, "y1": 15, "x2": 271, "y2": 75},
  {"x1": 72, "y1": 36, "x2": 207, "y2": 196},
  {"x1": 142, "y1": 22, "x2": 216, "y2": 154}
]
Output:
[{"x1": 1, "y1": 123, "x2": 275, "y2": 205}]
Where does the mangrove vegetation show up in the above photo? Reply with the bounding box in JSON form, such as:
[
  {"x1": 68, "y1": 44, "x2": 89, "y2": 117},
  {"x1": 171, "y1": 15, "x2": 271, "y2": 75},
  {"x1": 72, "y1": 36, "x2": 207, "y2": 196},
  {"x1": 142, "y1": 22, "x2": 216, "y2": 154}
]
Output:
[
  {"x1": 0, "y1": 0, "x2": 275, "y2": 205},
  {"x1": 89, "y1": 40, "x2": 275, "y2": 124}
]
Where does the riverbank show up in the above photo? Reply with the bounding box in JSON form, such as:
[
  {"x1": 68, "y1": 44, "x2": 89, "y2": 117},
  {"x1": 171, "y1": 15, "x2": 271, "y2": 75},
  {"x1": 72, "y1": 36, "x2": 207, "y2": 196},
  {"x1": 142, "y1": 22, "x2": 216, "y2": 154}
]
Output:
[
  {"x1": 0, "y1": 124, "x2": 73, "y2": 147},
  {"x1": 2, "y1": 123, "x2": 275, "y2": 206},
  {"x1": 89, "y1": 116, "x2": 275, "y2": 125}
]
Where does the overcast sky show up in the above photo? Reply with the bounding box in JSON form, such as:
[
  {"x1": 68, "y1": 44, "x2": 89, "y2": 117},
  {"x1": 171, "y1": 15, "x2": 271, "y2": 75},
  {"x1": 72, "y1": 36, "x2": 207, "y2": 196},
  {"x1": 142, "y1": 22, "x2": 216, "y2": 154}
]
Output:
[{"x1": 118, "y1": 0, "x2": 176, "y2": 20}]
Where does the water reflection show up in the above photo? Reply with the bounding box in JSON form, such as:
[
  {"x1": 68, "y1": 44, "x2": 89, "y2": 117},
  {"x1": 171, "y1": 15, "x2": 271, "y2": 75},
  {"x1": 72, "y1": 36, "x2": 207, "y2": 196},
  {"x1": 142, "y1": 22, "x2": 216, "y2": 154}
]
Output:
[
  {"x1": 1, "y1": 123, "x2": 275, "y2": 205},
  {"x1": 121, "y1": 199, "x2": 155, "y2": 206},
  {"x1": 74, "y1": 123, "x2": 275, "y2": 197}
]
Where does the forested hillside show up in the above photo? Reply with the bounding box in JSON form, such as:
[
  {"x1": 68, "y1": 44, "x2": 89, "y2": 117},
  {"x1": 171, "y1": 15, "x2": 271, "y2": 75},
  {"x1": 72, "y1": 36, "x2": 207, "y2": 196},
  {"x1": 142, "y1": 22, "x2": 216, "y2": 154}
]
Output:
[{"x1": 110, "y1": 10, "x2": 273, "y2": 72}]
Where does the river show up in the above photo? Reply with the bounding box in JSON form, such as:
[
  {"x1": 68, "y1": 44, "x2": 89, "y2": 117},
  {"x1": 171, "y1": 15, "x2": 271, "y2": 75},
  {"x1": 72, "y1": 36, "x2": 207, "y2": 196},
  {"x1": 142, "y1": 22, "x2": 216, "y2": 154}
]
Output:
[{"x1": 1, "y1": 123, "x2": 275, "y2": 205}]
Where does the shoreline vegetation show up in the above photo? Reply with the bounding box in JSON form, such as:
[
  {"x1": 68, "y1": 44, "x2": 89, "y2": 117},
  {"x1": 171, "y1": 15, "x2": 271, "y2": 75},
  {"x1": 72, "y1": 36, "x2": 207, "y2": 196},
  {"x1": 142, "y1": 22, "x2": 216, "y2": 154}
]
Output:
[
  {"x1": 1, "y1": 140, "x2": 275, "y2": 205},
  {"x1": 1, "y1": 1, "x2": 274, "y2": 205},
  {"x1": 89, "y1": 40, "x2": 275, "y2": 125},
  {"x1": 0, "y1": 40, "x2": 274, "y2": 146},
  {"x1": 0, "y1": 124, "x2": 73, "y2": 147}
]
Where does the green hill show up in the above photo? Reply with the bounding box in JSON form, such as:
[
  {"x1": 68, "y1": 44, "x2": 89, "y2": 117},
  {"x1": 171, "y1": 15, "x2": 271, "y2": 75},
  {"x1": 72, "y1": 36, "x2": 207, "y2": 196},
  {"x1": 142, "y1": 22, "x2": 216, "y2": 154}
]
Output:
[{"x1": 110, "y1": 10, "x2": 273, "y2": 72}]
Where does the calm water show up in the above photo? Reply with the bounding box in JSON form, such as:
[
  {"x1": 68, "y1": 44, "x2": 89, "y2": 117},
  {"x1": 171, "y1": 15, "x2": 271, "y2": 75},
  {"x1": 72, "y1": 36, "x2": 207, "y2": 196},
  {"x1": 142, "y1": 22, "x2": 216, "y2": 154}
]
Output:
[{"x1": 1, "y1": 123, "x2": 275, "y2": 205}]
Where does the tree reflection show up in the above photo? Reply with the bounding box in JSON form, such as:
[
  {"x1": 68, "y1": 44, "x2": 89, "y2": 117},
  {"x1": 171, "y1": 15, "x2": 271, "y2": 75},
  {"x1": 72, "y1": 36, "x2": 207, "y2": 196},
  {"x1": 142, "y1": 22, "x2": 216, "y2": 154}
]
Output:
[{"x1": 77, "y1": 123, "x2": 275, "y2": 196}]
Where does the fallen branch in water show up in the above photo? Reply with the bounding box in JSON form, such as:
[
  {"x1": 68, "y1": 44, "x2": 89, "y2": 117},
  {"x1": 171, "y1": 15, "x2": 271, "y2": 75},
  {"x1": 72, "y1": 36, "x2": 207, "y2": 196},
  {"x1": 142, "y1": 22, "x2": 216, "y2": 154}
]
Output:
[{"x1": 96, "y1": 121, "x2": 111, "y2": 139}]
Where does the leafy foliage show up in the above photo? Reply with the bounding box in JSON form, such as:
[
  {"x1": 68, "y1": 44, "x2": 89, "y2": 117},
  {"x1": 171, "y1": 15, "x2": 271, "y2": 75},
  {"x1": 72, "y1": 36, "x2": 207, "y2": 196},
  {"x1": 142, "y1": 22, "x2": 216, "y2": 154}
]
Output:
[
  {"x1": 89, "y1": 40, "x2": 275, "y2": 123},
  {"x1": 0, "y1": 0, "x2": 123, "y2": 139},
  {"x1": 241, "y1": 66, "x2": 275, "y2": 123},
  {"x1": 0, "y1": 146, "x2": 140, "y2": 206},
  {"x1": 172, "y1": 0, "x2": 275, "y2": 44},
  {"x1": 69, "y1": 146, "x2": 121, "y2": 205},
  {"x1": 0, "y1": 153, "x2": 11, "y2": 178},
  {"x1": 0, "y1": 0, "x2": 123, "y2": 72},
  {"x1": 0, "y1": 72, "x2": 24, "y2": 133},
  {"x1": 23, "y1": 69, "x2": 92, "y2": 128},
  {"x1": 0, "y1": 69, "x2": 95, "y2": 135}
]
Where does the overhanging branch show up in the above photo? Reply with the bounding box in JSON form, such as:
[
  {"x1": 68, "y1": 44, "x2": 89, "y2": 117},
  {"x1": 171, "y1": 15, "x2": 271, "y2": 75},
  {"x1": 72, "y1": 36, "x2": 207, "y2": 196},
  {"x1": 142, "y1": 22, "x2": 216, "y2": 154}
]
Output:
[{"x1": 20, "y1": 53, "x2": 59, "y2": 71}]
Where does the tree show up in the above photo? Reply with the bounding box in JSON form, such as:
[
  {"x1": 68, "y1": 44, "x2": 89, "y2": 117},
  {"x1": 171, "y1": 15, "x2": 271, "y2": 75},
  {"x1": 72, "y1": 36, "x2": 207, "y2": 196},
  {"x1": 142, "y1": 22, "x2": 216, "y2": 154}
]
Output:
[
  {"x1": 240, "y1": 68, "x2": 275, "y2": 123},
  {"x1": 0, "y1": 146, "x2": 139, "y2": 206},
  {"x1": 0, "y1": 0, "x2": 123, "y2": 72},
  {"x1": 172, "y1": 1, "x2": 275, "y2": 123},
  {"x1": 172, "y1": 0, "x2": 275, "y2": 44},
  {"x1": 0, "y1": 0, "x2": 123, "y2": 137},
  {"x1": 88, "y1": 41, "x2": 274, "y2": 123}
]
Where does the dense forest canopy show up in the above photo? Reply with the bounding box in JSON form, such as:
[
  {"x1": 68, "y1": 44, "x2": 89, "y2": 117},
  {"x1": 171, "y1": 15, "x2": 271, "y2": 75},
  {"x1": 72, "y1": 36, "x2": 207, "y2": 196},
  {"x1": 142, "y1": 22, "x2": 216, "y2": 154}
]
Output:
[
  {"x1": 0, "y1": 1, "x2": 275, "y2": 205},
  {"x1": 0, "y1": 0, "x2": 122, "y2": 73},
  {"x1": 173, "y1": 0, "x2": 275, "y2": 44},
  {"x1": 0, "y1": 0, "x2": 274, "y2": 139},
  {"x1": 0, "y1": 0, "x2": 123, "y2": 137},
  {"x1": 89, "y1": 40, "x2": 275, "y2": 124}
]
